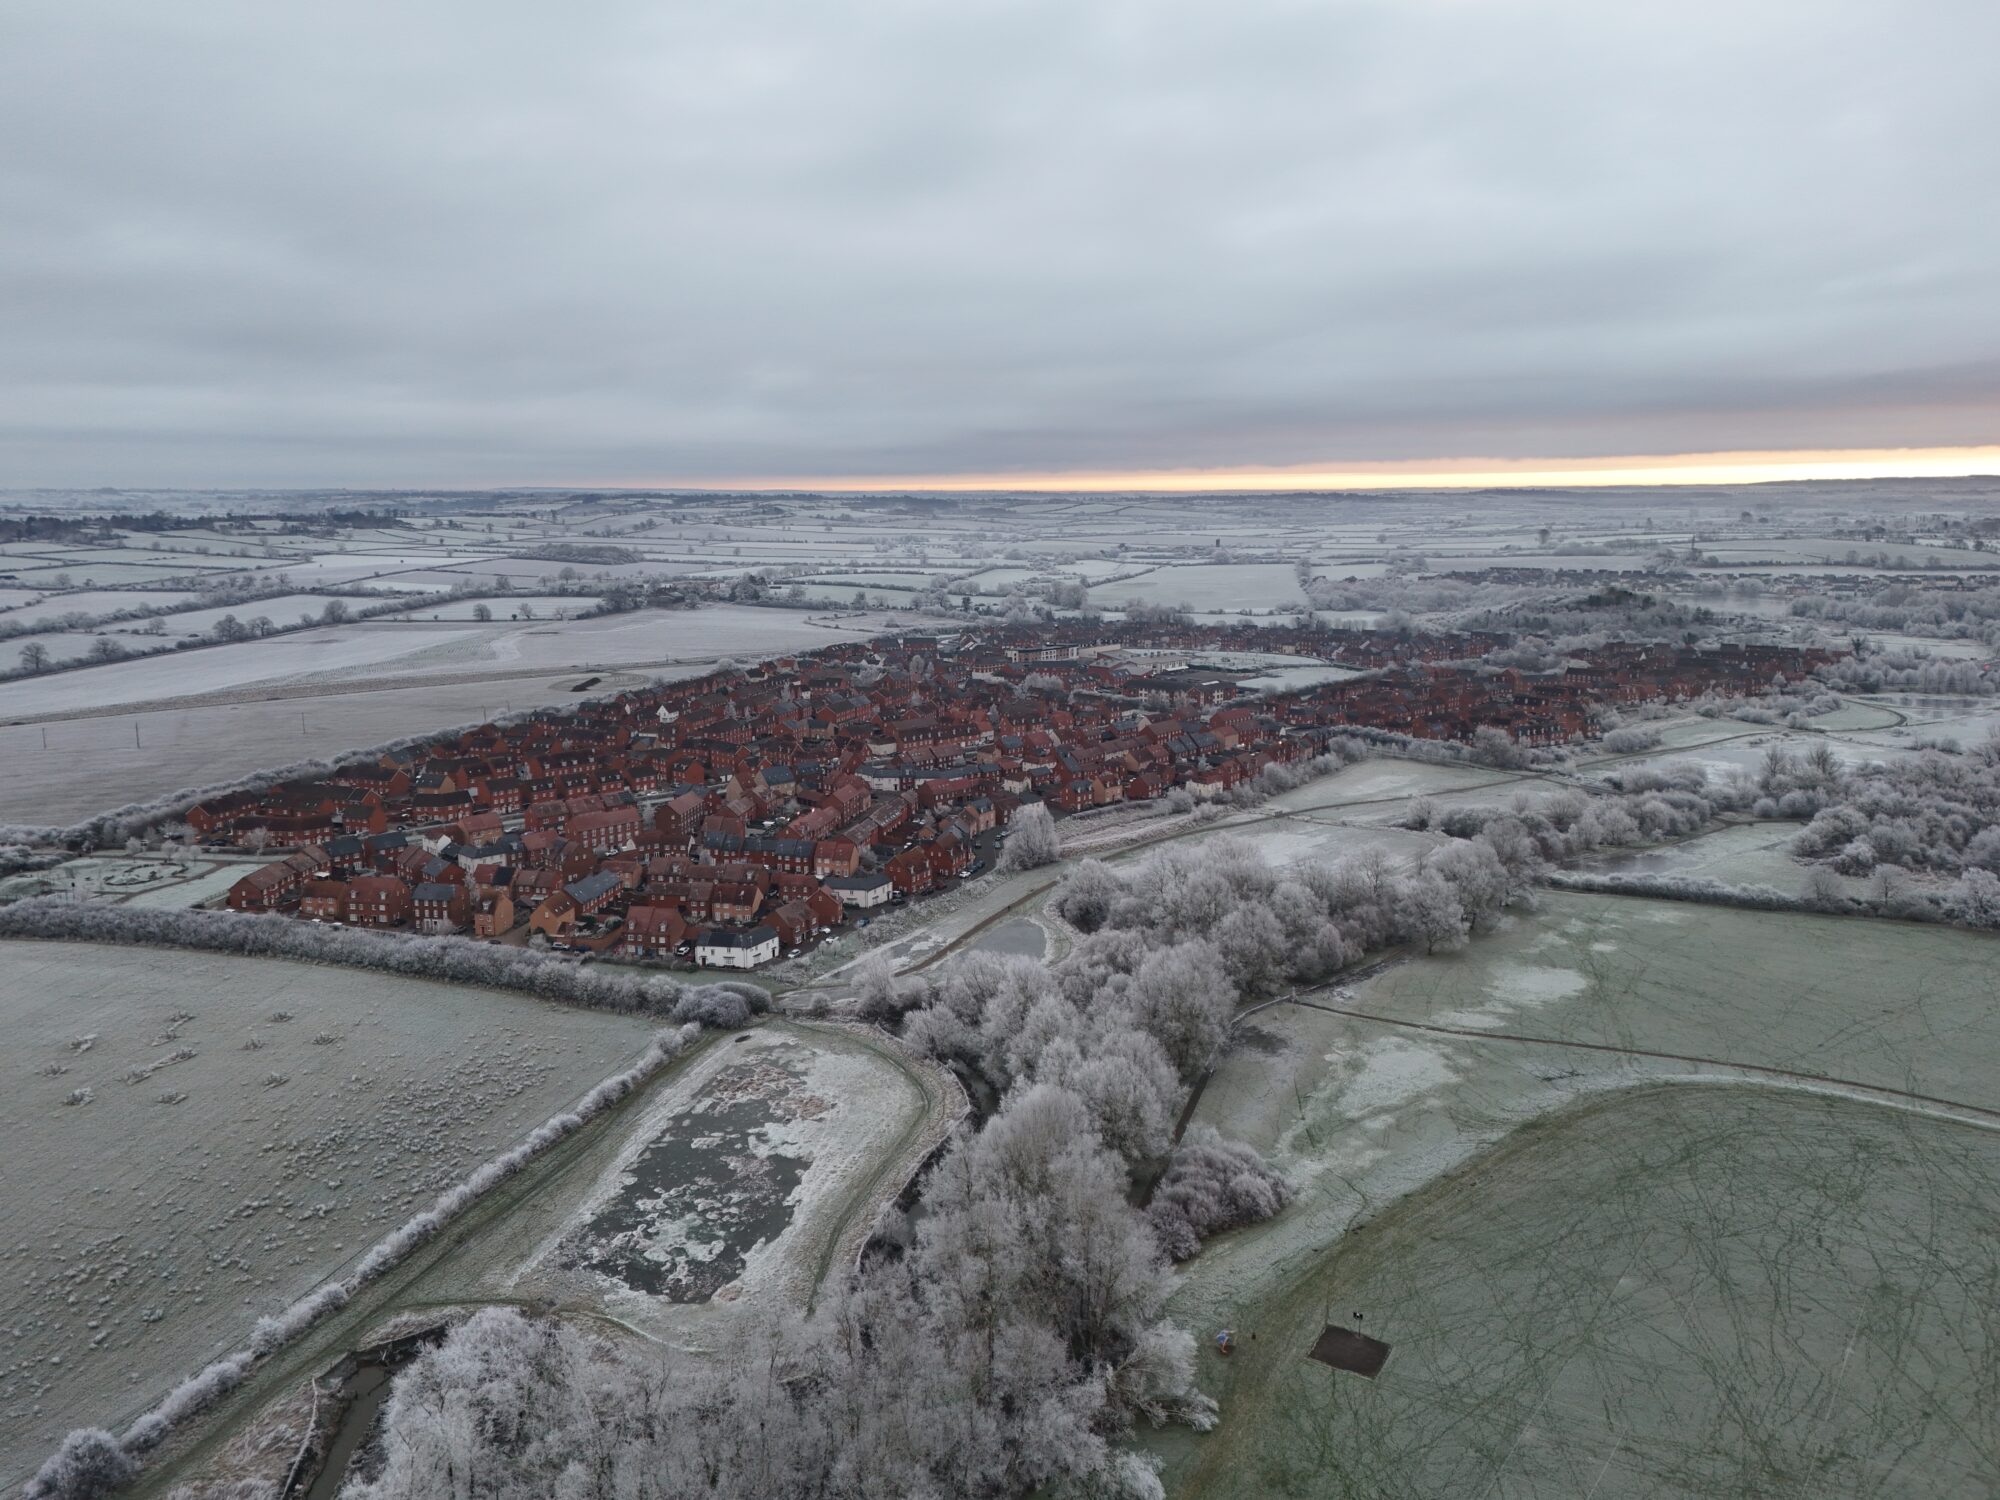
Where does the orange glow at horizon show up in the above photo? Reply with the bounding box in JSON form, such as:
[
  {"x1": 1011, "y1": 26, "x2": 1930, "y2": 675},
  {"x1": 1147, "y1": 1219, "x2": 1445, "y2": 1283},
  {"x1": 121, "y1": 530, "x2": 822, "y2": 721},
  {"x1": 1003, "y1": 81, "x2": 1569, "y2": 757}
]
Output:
[{"x1": 613, "y1": 445, "x2": 2000, "y2": 493}]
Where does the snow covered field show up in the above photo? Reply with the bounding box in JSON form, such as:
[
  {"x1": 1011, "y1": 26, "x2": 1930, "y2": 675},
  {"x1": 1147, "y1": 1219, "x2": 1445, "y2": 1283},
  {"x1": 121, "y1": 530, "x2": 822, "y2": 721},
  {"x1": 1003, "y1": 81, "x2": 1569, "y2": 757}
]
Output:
[
  {"x1": 1089, "y1": 563, "x2": 1308, "y2": 613},
  {"x1": 373, "y1": 594, "x2": 601, "y2": 621},
  {"x1": 0, "y1": 605, "x2": 899, "y2": 721},
  {"x1": 0, "y1": 590, "x2": 207, "y2": 625},
  {"x1": 0, "y1": 673, "x2": 655, "y2": 826},
  {"x1": 0, "y1": 625, "x2": 492, "y2": 716},
  {"x1": 0, "y1": 940, "x2": 663, "y2": 1489}
]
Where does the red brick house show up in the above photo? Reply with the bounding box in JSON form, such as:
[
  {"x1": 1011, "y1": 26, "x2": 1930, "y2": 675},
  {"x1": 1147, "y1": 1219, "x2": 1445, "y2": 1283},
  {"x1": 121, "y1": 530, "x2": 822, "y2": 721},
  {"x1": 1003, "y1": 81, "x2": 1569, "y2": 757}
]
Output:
[
  {"x1": 347, "y1": 874, "x2": 412, "y2": 927},
  {"x1": 925, "y1": 829, "x2": 973, "y2": 881},
  {"x1": 710, "y1": 880, "x2": 766, "y2": 924},
  {"x1": 621, "y1": 904, "x2": 690, "y2": 959},
  {"x1": 471, "y1": 892, "x2": 516, "y2": 938},
  {"x1": 806, "y1": 886, "x2": 844, "y2": 929},
  {"x1": 412, "y1": 881, "x2": 470, "y2": 934},
  {"x1": 569, "y1": 805, "x2": 641, "y2": 853},
  {"x1": 530, "y1": 891, "x2": 581, "y2": 939},
  {"x1": 225, "y1": 848, "x2": 324, "y2": 908},
  {"x1": 811, "y1": 836, "x2": 860, "y2": 877},
  {"x1": 769, "y1": 899, "x2": 814, "y2": 949},
  {"x1": 885, "y1": 847, "x2": 934, "y2": 896},
  {"x1": 298, "y1": 878, "x2": 348, "y2": 922}
]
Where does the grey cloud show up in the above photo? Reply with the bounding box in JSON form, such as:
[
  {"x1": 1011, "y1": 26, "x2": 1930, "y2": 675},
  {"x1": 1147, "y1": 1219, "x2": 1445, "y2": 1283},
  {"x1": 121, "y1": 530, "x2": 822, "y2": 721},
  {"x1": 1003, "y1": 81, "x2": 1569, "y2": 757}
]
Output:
[{"x1": 3, "y1": 0, "x2": 1997, "y2": 486}]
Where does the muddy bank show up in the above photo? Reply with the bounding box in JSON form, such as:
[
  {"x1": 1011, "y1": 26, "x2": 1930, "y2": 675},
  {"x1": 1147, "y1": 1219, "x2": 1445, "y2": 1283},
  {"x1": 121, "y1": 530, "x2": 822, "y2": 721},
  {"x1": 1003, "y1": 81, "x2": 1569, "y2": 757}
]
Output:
[{"x1": 286, "y1": 1324, "x2": 447, "y2": 1500}]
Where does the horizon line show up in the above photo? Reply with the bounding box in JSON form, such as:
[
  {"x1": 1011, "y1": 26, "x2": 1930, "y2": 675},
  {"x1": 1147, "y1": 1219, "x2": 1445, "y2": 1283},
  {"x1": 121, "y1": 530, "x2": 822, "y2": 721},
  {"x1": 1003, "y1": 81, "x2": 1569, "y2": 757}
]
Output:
[{"x1": 597, "y1": 444, "x2": 2000, "y2": 494}]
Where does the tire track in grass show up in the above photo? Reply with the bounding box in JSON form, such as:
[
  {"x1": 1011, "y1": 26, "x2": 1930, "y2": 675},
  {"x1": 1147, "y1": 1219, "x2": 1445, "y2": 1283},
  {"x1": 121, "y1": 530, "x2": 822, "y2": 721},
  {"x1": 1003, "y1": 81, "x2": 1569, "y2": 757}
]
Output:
[{"x1": 1285, "y1": 994, "x2": 2000, "y2": 1125}]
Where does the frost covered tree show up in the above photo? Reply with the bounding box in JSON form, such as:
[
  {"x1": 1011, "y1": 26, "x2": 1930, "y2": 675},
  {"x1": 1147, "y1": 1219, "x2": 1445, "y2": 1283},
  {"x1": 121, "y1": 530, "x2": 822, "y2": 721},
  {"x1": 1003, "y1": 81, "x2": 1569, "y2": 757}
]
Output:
[
  {"x1": 1400, "y1": 870, "x2": 1470, "y2": 953},
  {"x1": 345, "y1": 1086, "x2": 1214, "y2": 1500},
  {"x1": 1471, "y1": 724, "x2": 1527, "y2": 768},
  {"x1": 920, "y1": 1085, "x2": 1177, "y2": 1369},
  {"x1": 1147, "y1": 1125, "x2": 1294, "y2": 1261},
  {"x1": 1052, "y1": 857, "x2": 1120, "y2": 933},
  {"x1": 1945, "y1": 867, "x2": 2000, "y2": 929},
  {"x1": 998, "y1": 802, "x2": 1061, "y2": 872},
  {"x1": 1123, "y1": 940, "x2": 1235, "y2": 1080},
  {"x1": 854, "y1": 952, "x2": 929, "y2": 1023},
  {"x1": 22, "y1": 1428, "x2": 135, "y2": 1500},
  {"x1": 1800, "y1": 865, "x2": 1848, "y2": 912}
]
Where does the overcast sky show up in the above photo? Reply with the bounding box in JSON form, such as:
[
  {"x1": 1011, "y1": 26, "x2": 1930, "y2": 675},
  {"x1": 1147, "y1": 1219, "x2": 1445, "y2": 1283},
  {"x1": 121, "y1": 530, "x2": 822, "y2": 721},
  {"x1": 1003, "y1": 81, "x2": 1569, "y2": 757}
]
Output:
[{"x1": 4, "y1": 0, "x2": 1997, "y2": 489}]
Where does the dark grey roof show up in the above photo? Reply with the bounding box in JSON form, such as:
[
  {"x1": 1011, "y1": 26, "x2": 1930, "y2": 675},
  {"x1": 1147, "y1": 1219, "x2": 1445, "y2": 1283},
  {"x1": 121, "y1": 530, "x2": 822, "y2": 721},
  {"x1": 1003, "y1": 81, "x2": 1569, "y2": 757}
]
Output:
[
  {"x1": 697, "y1": 923, "x2": 778, "y2": 948},
  {"x1": 825, "y1": 873, "x2": 891, "y2": 891},
  {"x1": 565, "y1": 871, "x2": 622, "y2": 904}
]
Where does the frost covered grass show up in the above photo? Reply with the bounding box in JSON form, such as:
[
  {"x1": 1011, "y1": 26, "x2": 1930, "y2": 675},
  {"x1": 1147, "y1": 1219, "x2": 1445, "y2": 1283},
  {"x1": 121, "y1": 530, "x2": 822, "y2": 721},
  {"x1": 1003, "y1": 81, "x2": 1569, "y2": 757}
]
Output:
[
  {"x1": 26, "y1": 1021, "x2": 703, "y2": 1496},
  {"x1": 0, "y1": 940, "x2": 685, "y2": 1491},
  {"x1": 1159, "y1": 1087, "x2": 2000, "y2": 1500},
  {"x1": 1147, "y1": 893, "x2": 2000, "y2": 1497},
  {"x1": 1090, "y1": 563, "x2": 1309, "y2": 613}
]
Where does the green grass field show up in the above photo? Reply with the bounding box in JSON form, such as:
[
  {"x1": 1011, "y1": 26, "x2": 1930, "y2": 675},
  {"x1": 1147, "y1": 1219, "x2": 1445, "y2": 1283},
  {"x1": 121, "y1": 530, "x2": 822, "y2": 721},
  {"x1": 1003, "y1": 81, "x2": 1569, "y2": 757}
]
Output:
[{"x1": 1147, "y1": 897, "x2": 2000, "y2": 1498}]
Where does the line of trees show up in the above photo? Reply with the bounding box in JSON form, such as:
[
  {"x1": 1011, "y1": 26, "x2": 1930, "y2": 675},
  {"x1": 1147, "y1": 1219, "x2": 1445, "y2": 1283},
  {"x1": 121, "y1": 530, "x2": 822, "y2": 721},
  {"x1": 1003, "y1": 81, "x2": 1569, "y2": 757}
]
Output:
[
  {"x1": 1811, "y1": 651, "x2": 1995, "y2": 697},
  {"x1": 1791, "y1": 581, "x2": 2000, "y2": 647},
  {"x1": 1, "y1": 585, "x2": 498, "y2": 685},
  {"x1": 0, "y1": 899, "x2": 773, "y2": 1021},
  {"x1": 1433, "y1": 736, "x2": 2000, "y2": 932}
]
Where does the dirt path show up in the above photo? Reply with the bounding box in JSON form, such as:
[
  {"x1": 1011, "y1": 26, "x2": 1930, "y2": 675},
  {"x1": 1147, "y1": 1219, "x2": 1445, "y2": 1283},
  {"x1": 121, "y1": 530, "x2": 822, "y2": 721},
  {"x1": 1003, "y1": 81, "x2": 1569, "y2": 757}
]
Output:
[{"x1": 794, "y1": 1023, "x2": 966, "y2": 1305}]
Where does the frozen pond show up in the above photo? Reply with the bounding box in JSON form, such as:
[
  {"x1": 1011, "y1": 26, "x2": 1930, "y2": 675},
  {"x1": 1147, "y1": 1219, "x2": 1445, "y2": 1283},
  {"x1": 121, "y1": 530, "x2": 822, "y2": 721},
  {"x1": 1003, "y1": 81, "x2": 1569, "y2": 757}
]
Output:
[
  {"x1": 550, "y1": 1049, "x2": 816, "y2": 1302},
  {"x1": 511, "y1": 1024, "x2": 957, "y2": 1343},
  {"x1": 967, "y1": 917, "x2": 1048, "y2": 960}
]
